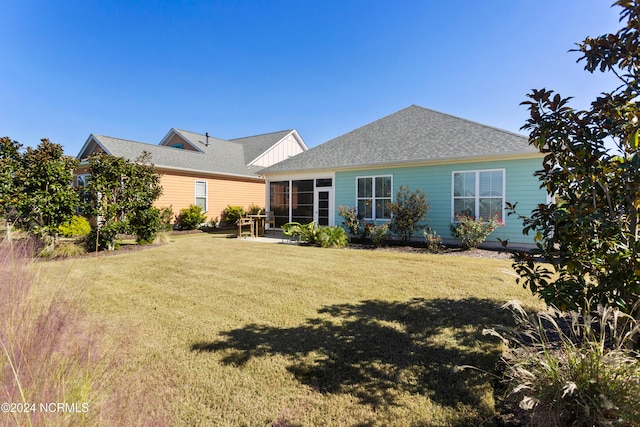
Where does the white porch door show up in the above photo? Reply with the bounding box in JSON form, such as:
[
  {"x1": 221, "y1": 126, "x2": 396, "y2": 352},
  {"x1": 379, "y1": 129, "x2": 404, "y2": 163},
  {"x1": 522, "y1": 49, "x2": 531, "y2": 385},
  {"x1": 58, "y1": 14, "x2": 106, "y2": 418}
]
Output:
[{"x1": 314, "y1": 188, "x2": 334, "y2": 226}]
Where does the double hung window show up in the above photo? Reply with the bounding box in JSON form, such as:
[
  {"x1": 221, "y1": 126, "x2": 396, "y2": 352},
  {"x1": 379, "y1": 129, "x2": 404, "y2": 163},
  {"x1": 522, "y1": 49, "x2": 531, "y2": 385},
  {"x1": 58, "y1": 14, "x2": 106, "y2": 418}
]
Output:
[
  {"x1": 357, "y1": 176, "x2": 392, "y2": 220},
  {"x1": 195, "y1": 180, "x2": 208, "y2": 212},
  {"x1": 452, "y1": 170, "x2": 505, "y2": 220}
]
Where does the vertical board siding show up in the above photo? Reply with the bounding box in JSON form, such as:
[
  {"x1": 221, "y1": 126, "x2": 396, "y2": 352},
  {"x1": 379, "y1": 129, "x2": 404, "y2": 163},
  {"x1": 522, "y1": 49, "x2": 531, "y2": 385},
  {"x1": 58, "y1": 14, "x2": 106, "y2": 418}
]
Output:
[
  {"x1": 252, "y1": 134, "x2": 305, "y2": 167},
  {"x1": 335, "y1": 157, "x2": 545, "y2": 245}
]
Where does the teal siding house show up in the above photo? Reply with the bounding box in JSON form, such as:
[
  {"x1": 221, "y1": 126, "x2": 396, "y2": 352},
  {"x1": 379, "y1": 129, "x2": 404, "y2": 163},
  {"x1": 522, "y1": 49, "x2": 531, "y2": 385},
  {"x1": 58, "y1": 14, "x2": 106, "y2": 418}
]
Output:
[{"x1": 259, "y1": 105, "x2": 546, "y2": 247}]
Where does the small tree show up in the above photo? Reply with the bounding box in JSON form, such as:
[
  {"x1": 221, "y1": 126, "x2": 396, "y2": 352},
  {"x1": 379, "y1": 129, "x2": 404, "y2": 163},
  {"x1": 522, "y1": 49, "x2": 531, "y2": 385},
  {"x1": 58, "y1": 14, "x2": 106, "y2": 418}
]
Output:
[
  {"x1": 387, "y1": 186, "x2": 429, "y2": 244},
  {"x1": 511, "y1": 1, "x2": 640, "y2": 317},
  {"x1": 17, "y1": 139, "x2": 79, "y2": 248},
  {"x1": 83, "y1": 152, "x2": 162, "y2": 250},
  {"x1": 0, "y1": 137, "x2": 23, "y2": 240}
]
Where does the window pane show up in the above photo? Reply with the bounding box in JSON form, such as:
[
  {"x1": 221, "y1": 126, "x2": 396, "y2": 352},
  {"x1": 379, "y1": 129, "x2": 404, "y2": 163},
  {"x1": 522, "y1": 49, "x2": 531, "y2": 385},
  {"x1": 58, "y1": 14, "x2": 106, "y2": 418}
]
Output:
[
  {"x1": 479, "y1": 171, "x2": 503, "y2": 197},
  {"x1": 454, "y1": 199, "x2": 475, "y2": 217},
  {"x1": 454, "y1": 172, "x2": 475, "y2": 197},
  {"x1": 358, "y1": 178, "x2": 372, "y2": 198},
  {"x1": 479, "y1": 198, "x2": 503, "y2": 220},
  {"x1": 292, "y1": 179, "x2": 313, "y2": 192},
  {"x1": 315, "y1": 178, "x2": 332, "y2": 187},
  {"x1": 295, "y1": 193, "x2": 314, "y2": 205},
  {"x1": 195, "y1": 181, "x2": 207, "y2": 197},
  {"x1": 375, "y1": 199, "x2": 391, "y2": 219},
  {"x1": 358, "y1": 199, "x2": 372, "y2": 219},
  {"x1": 375, "y1": 176, "x2": 391, "y2": 198},
  {"x1": 195, "y1": 197, "x2": 206, "y2": 211}
]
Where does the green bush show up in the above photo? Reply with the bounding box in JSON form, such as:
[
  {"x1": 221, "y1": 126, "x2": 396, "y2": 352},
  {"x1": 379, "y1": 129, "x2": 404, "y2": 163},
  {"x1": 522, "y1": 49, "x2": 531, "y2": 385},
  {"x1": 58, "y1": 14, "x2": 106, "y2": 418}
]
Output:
[
  {"x1": 387, "y1": 186, "x2": 429, "y2": 244},
  {"x1": 176, "y1": 205, "x2": 207, "y2": 230},
  {"x1": 316, "y1": 225, "x2": 349, "y2": 248},
  {"x1": 130, "y1": 207, "x2": 161, "y2": 244},
  {"x1": 365, "y1": 223, "x2": 389, "y2": 247},
  {"x1": 223, "y1": 205, "x2": 245, "y2": 226},
  {"x1": 450, "y1": 213, "x2": 503, "y2": 249},
  {"x1": 283, "y1": 222, "x2": 348, "y2": 248},
  {"x1": 58, "y1": 215, "x2": 91, "y2": 237},
  {"x1": 85, "y1": 225, "x2": 120, "y2": 252},
  {"x1": 484, "y1": 301, "x2": 640, "y2": 426},
  {"x1": 423, "y1": 229, "x2": 445, "y2": 253},
  {"x1": 247, "y1": 203, "x2": 263, "y2": 215},
  {"x1": 338, "y1": 205, "x2": 361, "y2": 236},
  {"x1": 158, "y1": 206, "x2": 174, "y2": 232}
]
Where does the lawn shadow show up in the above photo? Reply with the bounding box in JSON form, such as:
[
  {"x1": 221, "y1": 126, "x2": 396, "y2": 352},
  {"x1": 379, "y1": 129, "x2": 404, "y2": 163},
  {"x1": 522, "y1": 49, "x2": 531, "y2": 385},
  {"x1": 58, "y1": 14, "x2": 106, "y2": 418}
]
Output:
[{"x1": 191, "y1": 298, "x2": 510, "y2": 410}]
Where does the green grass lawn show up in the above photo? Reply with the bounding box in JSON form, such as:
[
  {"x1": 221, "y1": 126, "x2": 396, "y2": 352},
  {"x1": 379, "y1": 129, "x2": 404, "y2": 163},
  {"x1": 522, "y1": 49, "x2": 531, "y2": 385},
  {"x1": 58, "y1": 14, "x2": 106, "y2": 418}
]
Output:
[{"x1": 35, "y1": 233, "x2": 544, "y2": 426}]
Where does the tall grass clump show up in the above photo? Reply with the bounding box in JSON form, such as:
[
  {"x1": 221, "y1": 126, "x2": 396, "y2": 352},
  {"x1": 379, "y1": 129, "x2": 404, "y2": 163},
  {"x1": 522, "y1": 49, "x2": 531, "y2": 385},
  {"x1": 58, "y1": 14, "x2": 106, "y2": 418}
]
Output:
[
  {"x1": 485, "y1": 300, "x2": 640, "y2": 426},
  {"x1": 0, "y1": 239, "x2": 98, "y2": 426}
]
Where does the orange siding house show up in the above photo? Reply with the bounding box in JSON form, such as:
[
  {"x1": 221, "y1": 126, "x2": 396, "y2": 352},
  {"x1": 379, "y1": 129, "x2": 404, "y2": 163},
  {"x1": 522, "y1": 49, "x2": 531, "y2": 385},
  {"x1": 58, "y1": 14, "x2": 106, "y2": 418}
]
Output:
[{"x1": 76, "y1": 128, "x2": 307, "y2": 224}]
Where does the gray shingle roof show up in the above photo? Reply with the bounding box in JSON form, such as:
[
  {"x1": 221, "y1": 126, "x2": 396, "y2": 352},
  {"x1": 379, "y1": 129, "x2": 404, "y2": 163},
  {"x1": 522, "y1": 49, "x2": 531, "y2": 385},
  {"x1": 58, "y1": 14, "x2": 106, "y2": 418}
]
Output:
[
  {"x1": 81, "y1": 129, "x2": 297, "y2": 178},
  {"x1": 260, "y1": 105, "x2": 538, "y2": 174},
  {"x1": 230, "y1": 130, "x2": 294, "y2": 164}
]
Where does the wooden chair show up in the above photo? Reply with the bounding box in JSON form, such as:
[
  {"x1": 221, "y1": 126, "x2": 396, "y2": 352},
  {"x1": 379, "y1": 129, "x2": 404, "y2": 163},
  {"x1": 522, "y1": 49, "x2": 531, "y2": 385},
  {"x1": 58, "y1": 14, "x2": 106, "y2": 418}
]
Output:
[{"x1": 237, "y1": 217, "x2": 254, "y2": 238}]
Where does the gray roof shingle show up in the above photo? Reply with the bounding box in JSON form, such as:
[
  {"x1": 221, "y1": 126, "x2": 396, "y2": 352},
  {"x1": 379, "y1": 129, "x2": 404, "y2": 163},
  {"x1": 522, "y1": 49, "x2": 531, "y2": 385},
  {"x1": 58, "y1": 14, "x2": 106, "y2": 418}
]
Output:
[
  {"x1": 82, "y1": 129, "x2": 296, "y2": 178},
  {"x1": 230, "y1": 130, "x2": 294, "y2": 164},
  {"x1": 260, "y1": 105, "x2": 538, "y2": 174}
]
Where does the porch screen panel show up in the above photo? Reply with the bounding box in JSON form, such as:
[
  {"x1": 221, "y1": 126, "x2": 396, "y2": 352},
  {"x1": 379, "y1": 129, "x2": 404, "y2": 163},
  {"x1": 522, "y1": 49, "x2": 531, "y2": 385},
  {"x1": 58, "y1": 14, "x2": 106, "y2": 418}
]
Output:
[
  {"x1": 291, "y1": 180, "x2": 313, "y2": 224},
  {"x1": 270, "y1": 181, "x2": 289, "y2": 227}
]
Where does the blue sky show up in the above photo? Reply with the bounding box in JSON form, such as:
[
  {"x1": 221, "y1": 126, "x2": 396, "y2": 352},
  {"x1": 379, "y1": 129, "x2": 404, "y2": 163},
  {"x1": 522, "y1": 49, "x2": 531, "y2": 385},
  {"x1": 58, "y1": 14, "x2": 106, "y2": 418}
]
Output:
[{"x1": 1, "y1": 1, "x2": 623, "y2": 156}]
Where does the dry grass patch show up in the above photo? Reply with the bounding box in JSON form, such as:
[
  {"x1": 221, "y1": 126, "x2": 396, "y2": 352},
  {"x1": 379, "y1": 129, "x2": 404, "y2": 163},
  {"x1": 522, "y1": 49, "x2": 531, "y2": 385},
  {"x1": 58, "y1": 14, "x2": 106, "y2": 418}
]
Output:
[{"x1": 33, "y1": 232, "x2": 544, "y2": 426}]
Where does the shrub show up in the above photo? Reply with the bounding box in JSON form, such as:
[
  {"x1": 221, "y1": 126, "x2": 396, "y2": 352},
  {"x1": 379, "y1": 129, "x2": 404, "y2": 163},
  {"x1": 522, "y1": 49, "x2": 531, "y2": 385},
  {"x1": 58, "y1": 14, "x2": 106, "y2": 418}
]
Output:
[
  {"x1": 450, "y1": 213, "x2": 503, "y2": 249},
  {"x1": 387, "y1": 186, "x2": 429, "y2": 244},
  {"x1": 484, "y1": 301, "x2": 640, "y2": 426},
  {"x1": 338, "y1": 205, "x2": 361, "y2": 236},
  {"x1": 58, "y1": 215, "x2": 91, "y2": 237},
  {"x1": 39, "y1": 241, "x2": 87, "y2": 258},
  {"x1": 85, "y1": 225, "x2": 120, "y2": 252},
  {"x1": 223, "y1": 205, "x2": 245, "y2": 226},
  {"x1": 366, "y1": 223, "x2": 389, "y2": 247},
  {"x1": 176, "y1": 205, "x2": 207, "y2": 230},
  {"x1": 423, "y1": 229, "x2": 445, "y2": 253},
  {"x1": 158, "y1": 206, "x2": 174, "y2": 232},
  {"x1": 130, "y1": 206, "x2": 162, "y2": 244},
  {"x1": 316, "y1": 225, "x2": 349, "y2": 248},
  {"x1": 283, "y1": 222, "x2": 348, "y2": 248},
  {"x1": 247, "y1": 203, "x2": 263, "y2": 215}
]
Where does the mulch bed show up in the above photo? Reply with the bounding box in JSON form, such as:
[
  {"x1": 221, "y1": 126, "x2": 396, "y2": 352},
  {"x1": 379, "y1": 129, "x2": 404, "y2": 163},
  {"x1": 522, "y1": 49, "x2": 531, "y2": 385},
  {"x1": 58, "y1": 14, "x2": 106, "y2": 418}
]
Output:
[{"x1": 347, "y1": 239, "x2": 516, "y2": 260}]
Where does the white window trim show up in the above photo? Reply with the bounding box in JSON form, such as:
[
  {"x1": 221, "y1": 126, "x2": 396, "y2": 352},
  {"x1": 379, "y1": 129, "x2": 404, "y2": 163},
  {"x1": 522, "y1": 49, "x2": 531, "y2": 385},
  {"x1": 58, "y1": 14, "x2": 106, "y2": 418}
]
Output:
[
  {"x1": 451, "y1": 169, "x2": 506, "y2": 223},
  {"x1": 195, "y1": 180, "x2": 208, "y2": 212},
  {"x1": 355, "y1": 175, "x2": 393, "y2": 221}
]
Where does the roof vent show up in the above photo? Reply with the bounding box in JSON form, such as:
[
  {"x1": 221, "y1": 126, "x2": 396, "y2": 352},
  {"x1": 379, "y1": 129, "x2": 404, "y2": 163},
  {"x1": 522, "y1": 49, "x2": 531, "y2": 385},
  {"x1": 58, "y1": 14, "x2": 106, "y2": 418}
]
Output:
[{"x1": 205, "y1": 132, "x2": 210, "y2": 147}]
